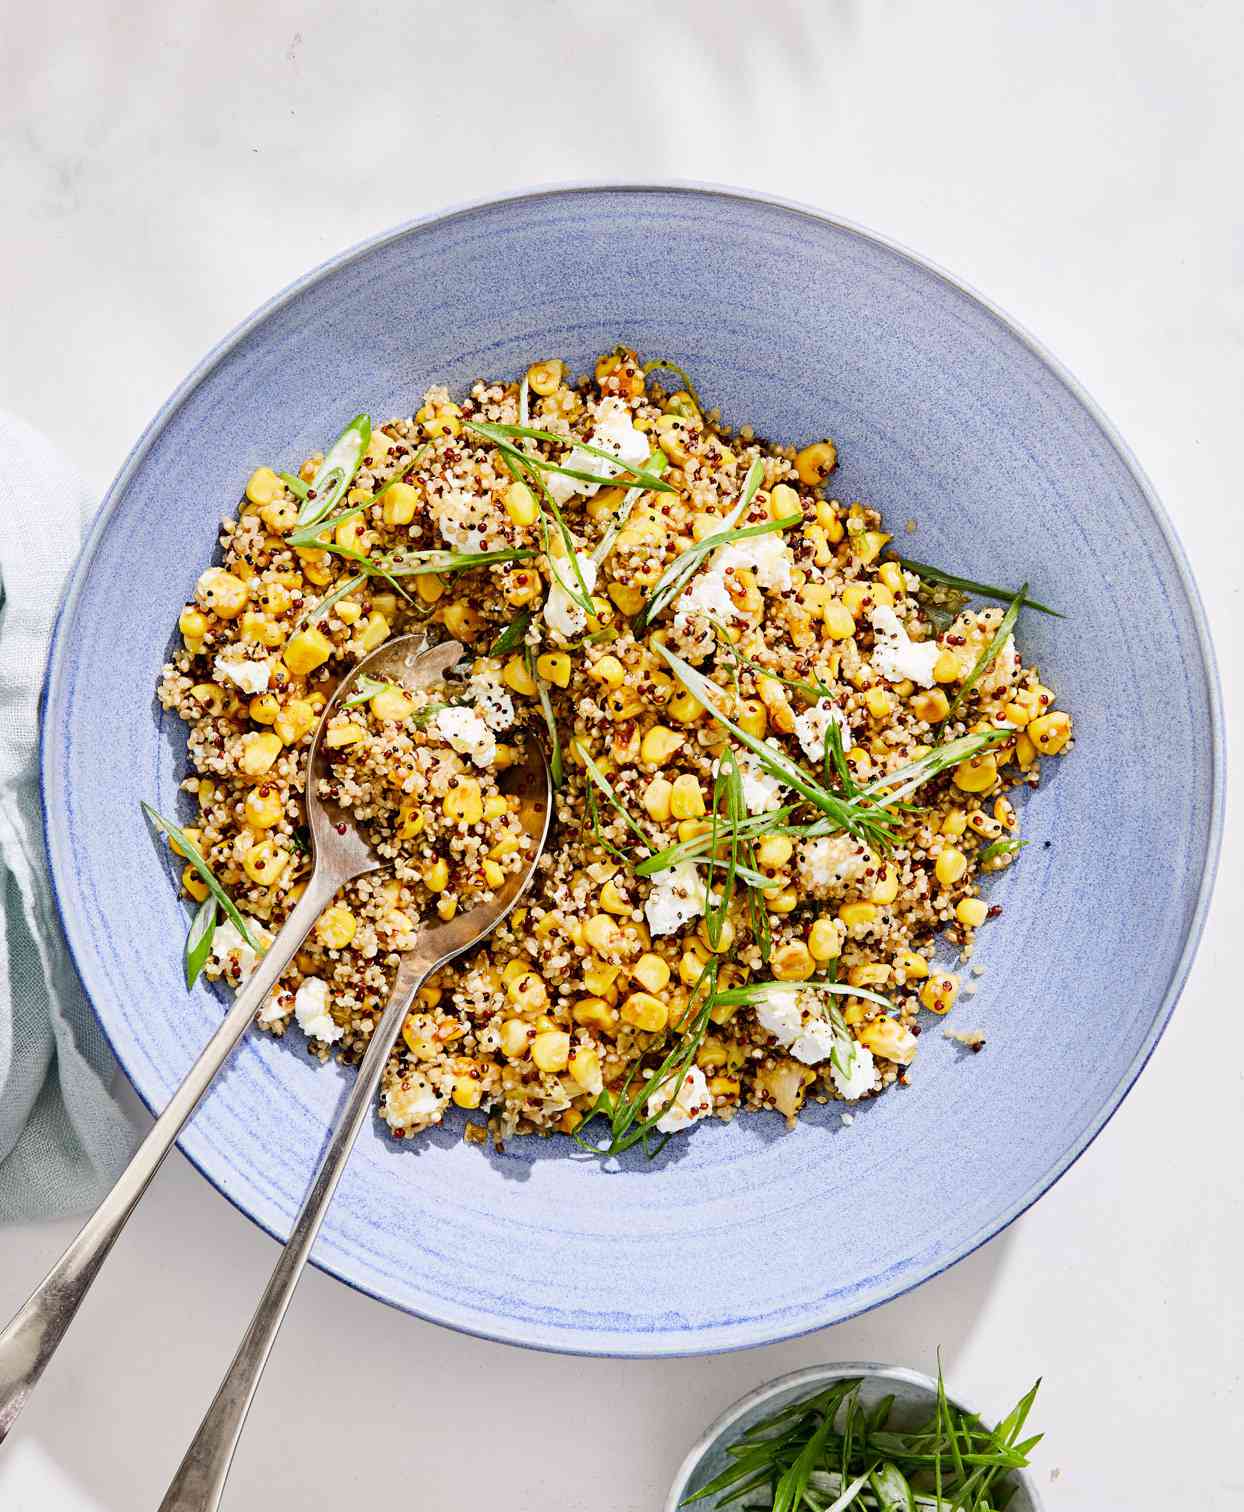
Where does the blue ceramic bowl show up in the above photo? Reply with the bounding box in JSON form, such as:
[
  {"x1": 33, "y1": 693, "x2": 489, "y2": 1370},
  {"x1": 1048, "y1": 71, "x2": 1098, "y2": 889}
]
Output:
[
  {"x1": 41, "y1": 185, "x2": 1223, "y2": 1356},
  {"x1": 666, "y1": 1363, "x2": 1044, "y2": 1510}
]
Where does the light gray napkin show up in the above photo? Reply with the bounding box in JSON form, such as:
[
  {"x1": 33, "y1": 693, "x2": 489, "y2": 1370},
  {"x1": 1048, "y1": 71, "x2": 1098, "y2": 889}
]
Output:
[{"x1": 0, "y1": 411, "x2": 139, "y2": 1221}]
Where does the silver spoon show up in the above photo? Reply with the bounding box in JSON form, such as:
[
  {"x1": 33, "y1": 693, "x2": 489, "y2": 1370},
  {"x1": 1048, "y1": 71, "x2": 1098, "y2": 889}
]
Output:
[
  {"x1": 157, "y1": 637, "x2": 550, "y2": 1510},
  {"x1": 0, "y1": 633, "x2": 549, "y2": 1452}
]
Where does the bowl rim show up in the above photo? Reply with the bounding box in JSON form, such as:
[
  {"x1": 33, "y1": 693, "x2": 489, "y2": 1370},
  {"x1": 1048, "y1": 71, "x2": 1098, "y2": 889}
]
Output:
[
  {"x1": 39, "y1": 180, "x2": 1226, "y2": 1355},
  {"x1": 663, "y1": 1360, "x2": 1046, "y2": 1511}
]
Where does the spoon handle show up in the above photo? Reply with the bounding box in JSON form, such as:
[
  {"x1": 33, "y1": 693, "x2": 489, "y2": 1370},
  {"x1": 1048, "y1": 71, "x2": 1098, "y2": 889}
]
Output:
[
  {"x1": 0, "y1": 874, "x2": 340, "y2": 1446},
  {"x1": 157, "y1": 950, "x2": 436, "y2": 1512}
]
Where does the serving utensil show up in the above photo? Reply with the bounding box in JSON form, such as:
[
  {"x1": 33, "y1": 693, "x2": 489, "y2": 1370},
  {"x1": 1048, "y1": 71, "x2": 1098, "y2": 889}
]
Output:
[
  {"x1": 0, "y1": 633, "x2": 548, "y2": 1452},
  {"x1": 157, "y1": 639, "x2": 550, "y2": 1510}
]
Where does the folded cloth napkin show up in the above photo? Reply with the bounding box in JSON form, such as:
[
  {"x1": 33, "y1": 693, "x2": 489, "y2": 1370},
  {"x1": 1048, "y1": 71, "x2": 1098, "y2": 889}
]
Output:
[{"x1": 0, "y1": 411, "x2": 139, "y2": 1222}]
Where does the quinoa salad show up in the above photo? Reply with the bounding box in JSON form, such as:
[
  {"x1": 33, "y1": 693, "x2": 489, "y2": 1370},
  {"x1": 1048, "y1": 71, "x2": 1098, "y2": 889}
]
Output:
[{"x1": 153, "y1": 349, "x2": 1073, "y2": 1155}]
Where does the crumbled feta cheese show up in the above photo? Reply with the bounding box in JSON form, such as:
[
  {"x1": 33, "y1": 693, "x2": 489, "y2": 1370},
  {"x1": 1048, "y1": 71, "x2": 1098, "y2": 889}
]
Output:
[
  {"x1": 739, "y1": 752, "x2": 785, "y2": 814},
  {"x1": 869, "y1": 605, "x2": 940, "y2": 688},
  {"x1": 294, "y1": 976, "x2": 342, "y2": 1044},
  {"x1": 209, "y1": 917, "x2": 271, "y2": 985},
  {"x1": 716, "y1": 530, "x2": 793, "y2": 591},
  {"x1": 434, "y1": 705, "x2": 496, "y2": 767},
  {"x1": 798, "y1": 835, "x2": 870, "y2": 894},
  {"x1": 831, "y1": 1042, "x2": 879, "y2": 1100},
  {"x1": 468, "y1": 665, "x2": 515, "y2": 732},
  {"x1": 546, "y1": 399, "x2": 649, "y2": 505},
  {"x1": 790, "y1": 1016, "x2": 839, "y2": 1066},
  {"x1": 648, "y1": 1065, "x2": 712, "y2": 1134},
  {"x1": 435, "y1": 488, "x2": 491, "y2": 552},
  {"x1": 754, "y1": 987, "x2": 804, "y2": 1047},
  {"x1": 793, "y1": 699, "x2": 852, "y2": 763},
  {"x1": 674, "y1": 566, "x2": 735, "y2": 629},
  {"x1": 258, "y1": 989, "x2": 287, "y2": 1025},
  {"x1": 643, "y1": 861, "x2": 707, "y2": 936},
  {"x1": 384, "y1": 1073, "x2": 446, "y2": 1131},
  {"x1": 980, "y1": 634, "x2": 1018, "y2": 695},
  {"x1": 544, "y1": 551, "x2": 598, "y2": 644},
  {"x1": 213, "y1": 652, "x2": 270, "y2": 696}
]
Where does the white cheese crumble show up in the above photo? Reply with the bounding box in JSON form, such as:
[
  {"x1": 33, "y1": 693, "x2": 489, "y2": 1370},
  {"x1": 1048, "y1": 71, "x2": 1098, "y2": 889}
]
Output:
[
  {"x1": 830, "y1": 1042, "x2": 879, "y2": 1101},
  {"x1": 798, "y1": 834, "x2": 870, "y2": 894},
  {"x1": 674, "y1": 565, "x2": 735, "y2": 630},
  {"x1": 793, "y1": 699, "x2": 852, "y2": 763},
  {"x1": 869, "y1": 604, "x2": 940, "y2": 688},
  {"x1": 258, "y1": 989, "x2": 287, "y2": 1025},
  {"x1": 647, "y1": 1065, "x2": 712, "y2": 1134},
  {"x1": 643, "y1": 861, "x2": 706, "y2": 936},
  {"x1": 435, "y1": 487, "x2": 492, "y2": 553},
  {"x1": 739, "y1": 751, "x2": 786, "y2": 814},
  {"x1": 467, "y1": 665, "x2": 515, "y2": 732},
  {"x1": 546, "y1": 399, "x2": 649, "y2": 505},
  {"x1": 434, "y1": 705, "x2": 496, "y2": 768},
  {"x1": 384, "y1": 1073, "x2": 446, "y2": 1132},
  {"x1": 213, "y1": 651, "x2": 270, "y2": 696},
  {"x1": 716, "y1": 530, "x2": 793, "y2": 591},
  {"x1": 544, "y1": 551, "x2": 598, "y2": 644},
  {"x1": 209, "y1": 917, "x2": 271, "y2": 985},
  {"x1": 293, "y1": 976, "x2": 342, "y2": 1044}
]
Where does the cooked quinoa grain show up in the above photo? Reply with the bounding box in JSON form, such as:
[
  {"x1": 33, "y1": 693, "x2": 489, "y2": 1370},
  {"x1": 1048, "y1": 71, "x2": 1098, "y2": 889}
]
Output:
[{"x1": 156, "y1": 350, "x2": 1072, "y2": 1149}]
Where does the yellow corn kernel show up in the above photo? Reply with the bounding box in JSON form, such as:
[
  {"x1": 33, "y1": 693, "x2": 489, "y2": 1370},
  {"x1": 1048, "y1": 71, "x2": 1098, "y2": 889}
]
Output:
[
  {"x1": 240, "y1": 731, "x2": 282, "y2": 778},
  {"x1": 316, "y1": 904, "x2": 357, "y2": 950},
  {"x1": 871, "y1": 863, "x2": 900, "y2": 905},
  {"x1": 377, "y1": 480, "x2": 417, "y2": 526},
  {"x1": 631, "y1": 953, "x2": 671, "y2": 994},
  {"x1": 641, "y1": 776, "x2": 673, "y2": 823},
  {"x1": 411, "y1": 570, "x2": 444, "y2": 606},
  {"x1": 244, "y1": 785, "x2": 283, "y2": 829},
  {"x1": 478, "y1": 858, "x2": 504, "y2": 890},
  {"x1": 679, "y1": 944, "x2": 710, "y2": 986},
  {"x1": 697, "y1": 916, "x2": 735, "y2": 954},
  {"x1": 838, "y1": 900, "x2": 878, "y2": 928},
  {"x1": 169, "y1": 825, "x2": 202, "y2": 860},
  {"x1": 853, "y1": 529, "x2": 890, "y2": 566},
  {"x1": 735, "y1": 698, "x2": 768, "y2": 737},
  {"x1": 259, "y1": 496, "x2": 299, "y2": 533},
  {"x1": 993, "y1": 795, "x2": 1016, "y2": 830},
  {"x1": 933, "y1": 650, "x2": 961, "y2": 684},
  {"x1": 621, "y1": 992, "x2": 668, "y2": 1033},
  {"x1": 507, "y1": 971, "x2": 548, "y2": 1016},
  {"x1": 664, "y1": 690, "x2": 704, "y2": 726},
  {"x1": 938, "y1": 810, "x2": 967, "y2": 839},
  {"x1": 669, "y1": 774, "x2": 706, "y2": 820},
  {"x1": 274, "y1": 698, "x2": 316, "y2": 746},
  {"x1": 242, "y1": 837, "x2": 288, "y2": 887},
  {"x1": 355, "y1": 612, "x2": 389, "y2": 652},
  {"x1": 332, "y1": 599, "x2": 362, "y2": 626},
  {"x1": 178, "y1": 606, "x2": 208, "y2": 643},
  {"x1": 640, "y1": 725, "x2": 683, "y2": 766},
  {"x1": 766, "y1": 887, "x2": 799, "y2": 914},
  {"x1": 182, "y1": 865, "x2": 209, "y2": 902},
  {"x1": 1015, "y1": 732, "x2": 1038, "y2": 770},
  {"x1": 920, "y1": 971, "x2": 961, "y2": 1014},
  {"x1": 768, "y1": 482, "x2": 801, "y2": 522},
  {"x1": 196, "y1": 567, "x2": 249, "y2": 620},
  {"x1": 325, "y1": 721, "x2": 365, "y2": 749},
  {"x1": 532, "y1": 652, "x2": 569, "y2": 689},
  {"x1": 911, "y1": 688, "x2": 949, "y2": 723},
  {"x1": 605, "y1": 688, "x2": 644, "y2": 722},
  {"x1": 435, "y1": 604, "x2": 480, "y2": 645},
  {"x1": 599, "y1": 879, "x2": 631, "y2": 916},
  {"x1": 771, "y1": 942, "x2": 815, "y2": 982},
  {"x1": 653, "y1": 414, "x2": 696, "y2": 464},
  {"x1": 395, "y1": 804, "x2": 424, "y2": 840},
  {"x1": 451, "y1": 1072, "x2": 484, "y2": 1110},
  {"x1": 568, "y1": 1045, "x2": 603, "y2": 1095},
  {"x1": 848, "y1": 962, "x2": 890, "y2": 988},
  {"x1": 956, "y1": 897, "x2": 989, "y2": 928},
  {"x1": 436, "y1": 895, "x2": 458, "y2": 921},
  {"x1": 755, "y1": 835, "x2": 794, "y2": 870},
  {"x1": 823, "y1": 601, "x2": 856, "y2": 640},
  {"x1": 502, "y1": 655, "x2": 537, "y2": 696},
  {"x1": 864, "y1": 686, "x2": 893, "y2": 720},
  {"x1": 583, "y1": 914, "x2": 622, "y2": 955},
  {"x1": 501, "y1": 479, "x2": 538, "y2": 527},
  {"x1": 444, "y1": 777, "x2": 484, "y2": 825},
  {"x1": 527, "y1": 358, "x2": 564, "y2": 396},
  {"x1": 877, "y1": 561, "x2": 905, "y2": 595},
  {"x1": 840, "y1": 583, "x2": 872, "y2": 619},
  {"x1": 605, "y1": 580, "x2": 644, "y2": 617},
  {"x1": 573, "y1": 998, "x2": 618, "y2": 1035},
  {"x1": 935, "y1": 846, "x2": 968, "y2": 886},
  {"x1": 953, "y1": 753, "x2": 998, "y2": 793},
  {"x1": 244, "y1": 694, "x2": 277, "y2": 727},
  {"x1": 894, "y1": 949, "x2": 929, "y2": 980},
  {"x1": 1028, "y1": 711, "x2": 1072, "y2": 755},
  {"x1": 365, "y1": 685, "x2": 410, "y2": 725},
  {"x1": 858, "y1": 1018, "x2": 918, "y2": 1065},
  {"x1": 794, "y1": 440, "x2": 838, "y2": 487},
  {"x1": 807, "y1": 917, "x2": 842, "y2": 962},
  {"x1": 499, "y1": 1018, "x2": 532, "y2": 1059},
  {"x1": 422, "y1": 857, "x2": 449, "y2": 893},
  {"x1": 528, "y1": 1030, "x2": 569, "y2": 1075},
  {"x1": 697, "y1": 1038, "x2": 728, "y2": 1070},
  {"x1": 967, "y1": 810, "x2": 1003, "y2": 840},
  {"x1": 588, "y1": 654, "x2": 626, "y2": 690},
  {"x1": 581, "y1": 954, "x2": 620, "y2": 994},
  {"x1": 283, "y1": 628, "x2": 333, "y2": 676},
  {"x1": 500, "y1": 959, "x2": 530, "y2": 987}
]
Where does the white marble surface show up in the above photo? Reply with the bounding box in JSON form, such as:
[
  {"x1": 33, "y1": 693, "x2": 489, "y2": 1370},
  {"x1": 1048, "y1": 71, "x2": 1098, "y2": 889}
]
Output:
[{"x1": 2, "y1": 2, "x2": 1242, "y2": 1507}]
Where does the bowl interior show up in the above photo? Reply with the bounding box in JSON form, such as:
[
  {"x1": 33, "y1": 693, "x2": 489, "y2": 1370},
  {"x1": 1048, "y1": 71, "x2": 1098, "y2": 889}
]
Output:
[
  {"x1": 42, "y1": 186, "x2": 1220, "y2": 1355},
  {"x1": 666, "y1": 1364, "x2": 1043, "y2": 1511}
]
